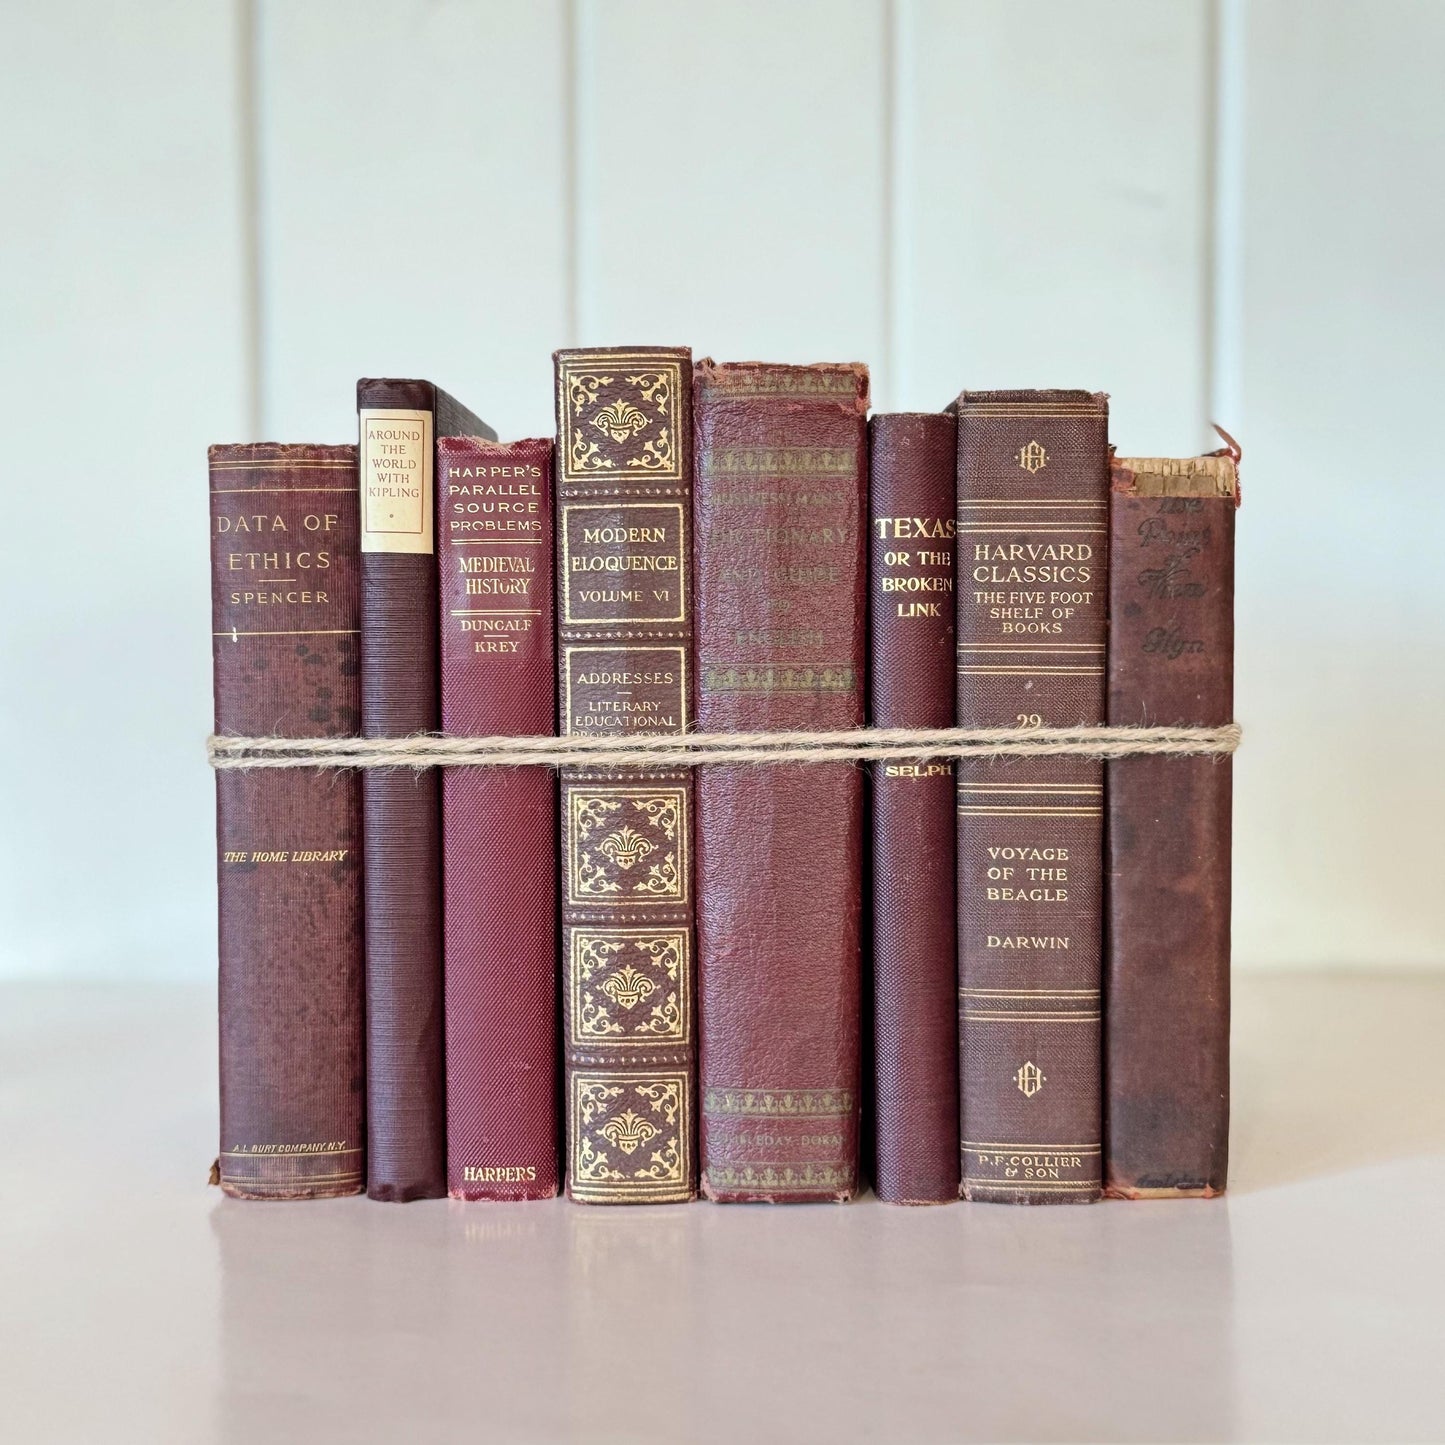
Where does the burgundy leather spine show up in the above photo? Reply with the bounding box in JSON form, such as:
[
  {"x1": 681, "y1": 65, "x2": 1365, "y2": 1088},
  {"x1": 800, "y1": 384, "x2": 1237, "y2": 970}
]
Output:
[
  {"x1": 554, "y1": 347, "x2": 697, "y2": 1205},
  {"x1": 438, "y1": 436, "x2": 558, "y2": 1200},
  {"x1": 1106, "y1": 452, "x2": 1238, "y2": 1198},
  {"x1": 955, "y1": 390, "x2": 1108, "y2": 1204},
  {"x1": 357, "y1": 379, "x2": 492, "y2": 1201},
  {"x1": 210, "y1": 443, "x2": 364, "y2": 1199},
  {"x1": 694, "y1": 360, "x2": 869, "y2": 1202},
  {"x1": 869, "y1": 413, "x2": 960, "y2": 1203}
]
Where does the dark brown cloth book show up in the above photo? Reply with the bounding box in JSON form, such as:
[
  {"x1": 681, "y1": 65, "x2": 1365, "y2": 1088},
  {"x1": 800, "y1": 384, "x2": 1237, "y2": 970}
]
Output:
[
  {"x1": 694, "y1": 360, "x2": 869, "y2": 1203},
  {"x1": 210, "y1": 443, "x2": 365, "y2": 1200},
  {"x1": 357, "y1": 379, "x2": 493, "y2": 1202},
  {"x1": 1106, "y1": 449, "x2": 1238, "y2": 1198},
  {"x1": 438, "y1": 436, "x2": 558, "y2": 1200},
  {"x1": 869, "y1": 412, "x2": 960, "y2": 1204},
  {"x1": 553, "y1": 347, "x2": 697, "y2": 1204},
  {"x1": 954, "y1": 390, "x2": 1109, "y2": 1204}
]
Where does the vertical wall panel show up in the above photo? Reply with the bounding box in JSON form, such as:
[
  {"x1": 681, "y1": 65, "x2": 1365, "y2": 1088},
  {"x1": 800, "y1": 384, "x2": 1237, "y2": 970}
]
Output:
[
  {"x1": 898, "y1": 0, "x2": 1213, "y2": 448},
  {"x1": 0, "y1": 1, "x2": 249, "y2": 978},
  {"x1": 575, "y1": 0, "x2": 890, "y2": 377},
  {"x1": 1231, "y1": 0, "x2": 1445, "y2": 968},
  {"x1": 257, "y1": 0, "x2": 570, "y2": 442}
]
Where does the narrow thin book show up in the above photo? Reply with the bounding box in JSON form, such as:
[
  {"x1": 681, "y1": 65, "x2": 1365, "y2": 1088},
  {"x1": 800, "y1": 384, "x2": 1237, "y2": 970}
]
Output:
[
  {"x1": 1106, "y1": 446, "x2": 1239, "y2": 1198},
  {"x1": 869, "y1": 412, "x2": 960, "y2": 1204},
  {"x1": 439, "y1": 436, "x2": 558, "y2": 1200},
  {"x1": 210, "y1": 443, "x2": 364, "y2": 1200},
  {"x1": 553, "y1": 347, "x2": 697, "y2": 1205},
  {"x1": 357, "y1": 378, "x2": 493, "y2": 1202},
  {"x1": 694, "y1": 359, "x2": 869, "y2": 1203},
  {"x1": 954, "y1": 390, "x2": 1109, "y2": 1204}
]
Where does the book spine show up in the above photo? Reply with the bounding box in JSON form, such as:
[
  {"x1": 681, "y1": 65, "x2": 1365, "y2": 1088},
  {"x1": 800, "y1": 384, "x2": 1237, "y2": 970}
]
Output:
[
  {"x1": 954, "y1": 390, "x2": 1109, "y2": 1204},
  {"x1": 357, "y1": 378, "x2": 446, "y2": 1201},
  {"x1": 694, "y1": 360, "x2": 869, "y2": 1203},
  {"x1": 210, "y1": 443, "x2": 364, "y2": 1200},
  {"x1": 869, "y1": 412, "x2": 960, "y2": 1204},
  {"x1": 438, "y1": 436, "x2": 558, "y2": 1201},
  {"x1": 554, "y1": 347, "x2": 697, "y2": 1204},
  {"x1": 1106, "y1": 453, "x2": 1238, "y2": 1198}
]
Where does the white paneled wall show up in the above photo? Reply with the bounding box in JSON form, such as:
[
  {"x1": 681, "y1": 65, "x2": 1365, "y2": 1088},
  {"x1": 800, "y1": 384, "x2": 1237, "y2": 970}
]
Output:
[
  {"x1": 1, "y1": 2, "x2": 249, "y2": 977},
  {"x1": 2, "y1": 0, "x2": 1442, "y2": 977}
]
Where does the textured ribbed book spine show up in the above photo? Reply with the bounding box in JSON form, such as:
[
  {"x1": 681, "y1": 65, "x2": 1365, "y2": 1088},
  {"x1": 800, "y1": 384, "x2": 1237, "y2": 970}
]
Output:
[
  {"x1": 210, "y1": 443, "x2": 364, "y2": 1199},
  {"x1": 695, "y1": 360, "x2": 869, "y2": 1203},
  {"x1": 955, "y1": 390, "x2": 1109, "y2": 1204},
  {"x1": 439, "y1": 436, "x2": 558, "y2": 1200},
  {"x1": 357, "y1": 379, "x2": 493, "y2": 1201},
  {"x1": 1106, "y1": 450, "x2": 1238, "y2": 1198},
  {"x1": 553, "y1": 347, "x2": 697, "y2": 1204},
  {"x1": 869, "y1": 413, "x2": 960, "y2": 1204}
]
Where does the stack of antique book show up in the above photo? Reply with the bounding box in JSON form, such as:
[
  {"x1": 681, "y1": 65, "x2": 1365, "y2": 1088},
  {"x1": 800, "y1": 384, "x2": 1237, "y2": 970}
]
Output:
[{"x1": 209, "y1": 351, "x2": 1238, "y2": 1207}]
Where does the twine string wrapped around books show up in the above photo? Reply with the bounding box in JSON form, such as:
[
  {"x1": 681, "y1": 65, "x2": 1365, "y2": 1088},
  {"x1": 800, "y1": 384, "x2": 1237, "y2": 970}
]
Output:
[{"x1": 206, "y1": 723, "x2": 1242, "y2": 771}]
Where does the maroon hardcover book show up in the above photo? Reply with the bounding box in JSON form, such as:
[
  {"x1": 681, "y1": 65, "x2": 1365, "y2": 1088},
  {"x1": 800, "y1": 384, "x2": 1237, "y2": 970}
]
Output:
[
  {"x1": 869, "y1": 413, "x2": 960, "y2": 1203},
  {"x1": 439, "y1": 436, "x2": 558, "y2": 1200},
  {"x1": 554, "y1": 347, "x2": 698, "y2": 1205},
  {"x1": 954, "y1": 390, "x2": 1109, "y2": 1204},
  {"x1": 356, "y1": 379, "x2": 492, "y2": 1202},
  {"x1": 694, "y1": 360, "x2": 869, "y2": 1202},
  {"x1": 210, "y1": 443, "x2": 364, "y2": 1200},
  {"x1": 1106, "y1": 450, "x2": 1238, "y2": 1198}
]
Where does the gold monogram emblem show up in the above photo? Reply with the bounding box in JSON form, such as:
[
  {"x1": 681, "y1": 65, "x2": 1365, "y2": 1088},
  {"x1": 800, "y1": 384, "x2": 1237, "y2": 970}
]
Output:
[
  {"x1": 600, "y1": 963, "x2": 656, "y2": 1010},
  {"x1": 598, "y1": 824, "x2": 653, "y2": 869},
  {"x1": 599, "y1": 1109, "x2": 660, "y2": 1155},
  {"x1": 1017, "y1": 440, "x2": 1048, "y2": 474},
  {"x1": 1015, "y1": 1061, "x2": 1046, "y2": 1098},
  {"x1": 590, "y1": 400, "x2": 649, "y2": 443}
]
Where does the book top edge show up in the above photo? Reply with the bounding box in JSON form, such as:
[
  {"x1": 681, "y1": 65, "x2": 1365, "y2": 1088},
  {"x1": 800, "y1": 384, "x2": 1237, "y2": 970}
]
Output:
[{"x1": 1113, "y1": 454, "x2": 1238, "y2": 500}]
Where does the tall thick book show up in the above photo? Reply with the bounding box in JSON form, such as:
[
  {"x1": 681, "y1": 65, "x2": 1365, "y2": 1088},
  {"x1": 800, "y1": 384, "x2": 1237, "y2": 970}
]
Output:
[
  {"x1": 210, "y1": 443, "x2": 364, "y2": 1199},
  {"x1": 1106, "y1": 449, "x2": 1238, "y2": 1198},
  {"x1": 694, "y1": 360, "x2": 869, "y2": 1203},
  {"x1": 869, "y1": 412, "x2": 960, "y2": 1204},
  {"x1": 356, "y1": 379, "x2": 493, "y2": 1201},
  {"x1": 553, "y1": 347, "x2": 697, "y2": 1204},
  {"x1": 954, "y1": 390, "x2": 1109, "y2": 1204},
  {"x1": 438, "y1": 435, "x2": 558, "y2": 1200}
]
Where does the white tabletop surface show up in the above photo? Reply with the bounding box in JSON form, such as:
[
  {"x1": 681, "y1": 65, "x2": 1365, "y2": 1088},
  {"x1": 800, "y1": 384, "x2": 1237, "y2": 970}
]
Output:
[{"x1": 3, "y1": 972, "x2": 1443, "y2": 1444}]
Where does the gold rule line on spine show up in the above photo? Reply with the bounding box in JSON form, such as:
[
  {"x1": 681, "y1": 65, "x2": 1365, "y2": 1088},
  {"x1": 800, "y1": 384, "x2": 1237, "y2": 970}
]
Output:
[
  {"x1": 963, "y1": 1143, "x2": 1102, "y2": 1152},
  {"x1": 961, "y1": 1013, "x2": 1102, "y2": 1022},
  {"x1": 960, "y1": 782, "x2": 1103, "y2": 790},
  {"x1": 210, "y1": 487, "x2": 356, "y2": 494},
  {"x1": 958, "y1": 809, "x2": 1103, "y2": 817},
  {"x1": 220, "y1": 1173, "x2": 364, "y2": 1184},
  {"x1": 960, "y1": 790, "x2": 1102, "y2": 797},
  {"x1": 964, "y1": 1182, "x2": 1101, "y2": 1191},
  {"x1": 214, "y1": 629, "x2": 361, "y2": 638},
  {"x1": 961, "y1": 990, "x2": 1101, "y2": 998}
]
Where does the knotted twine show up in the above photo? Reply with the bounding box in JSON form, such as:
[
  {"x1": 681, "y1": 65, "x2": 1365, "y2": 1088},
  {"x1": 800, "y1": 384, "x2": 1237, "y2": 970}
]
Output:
[{"x1": 207, "y1": 723, "x2": 1241, "y2": 771}]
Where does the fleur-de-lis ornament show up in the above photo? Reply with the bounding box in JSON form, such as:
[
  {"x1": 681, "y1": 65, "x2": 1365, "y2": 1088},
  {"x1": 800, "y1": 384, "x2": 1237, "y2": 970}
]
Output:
[
  {"x1": 598, "y1": 825, "x2": 654, "y2": 869},
  {"x1": 590, "y1": 400, "x2": 650, "y2": 443}
]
